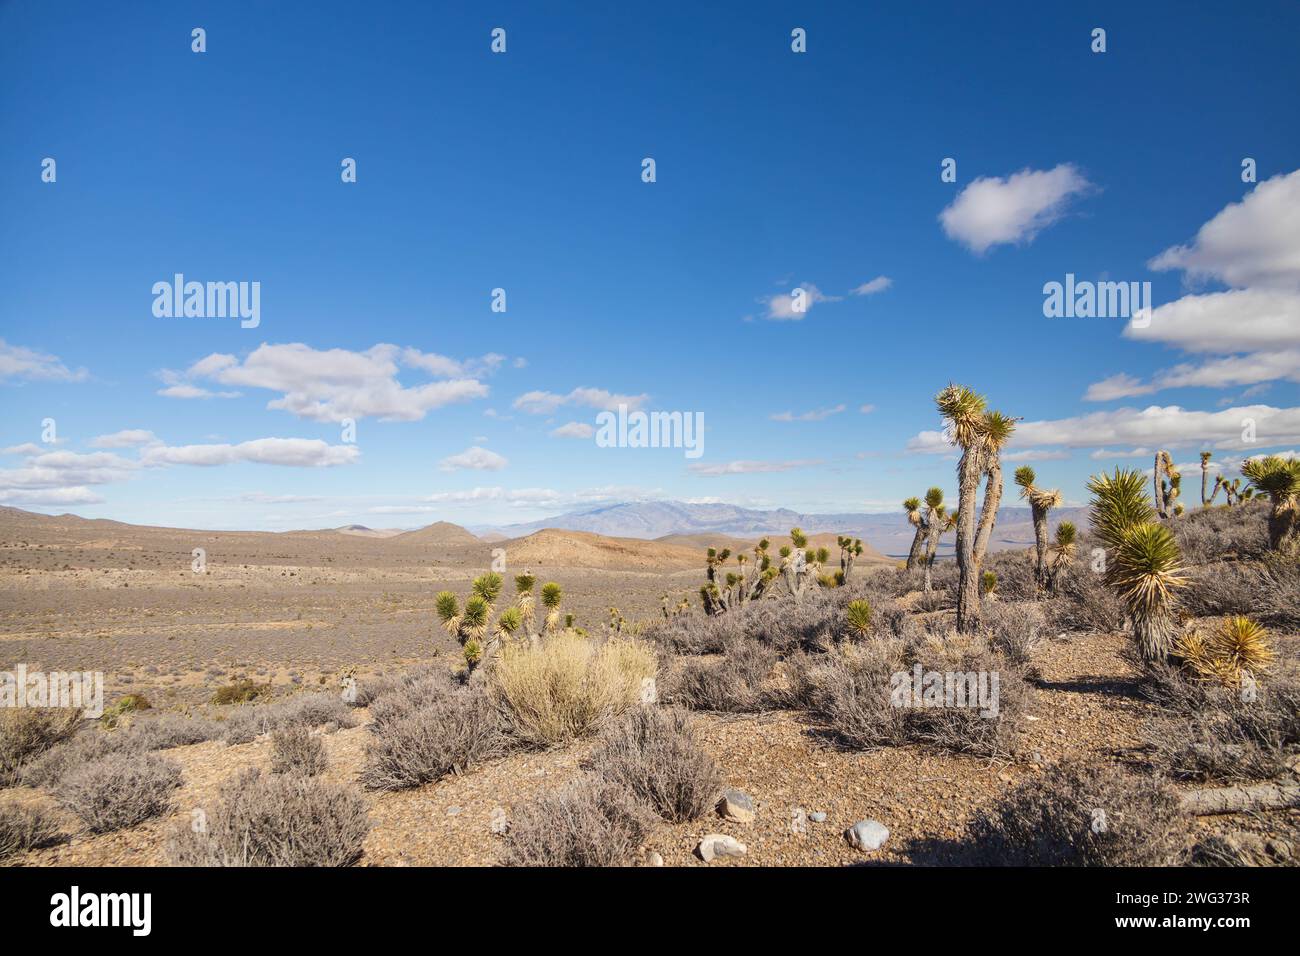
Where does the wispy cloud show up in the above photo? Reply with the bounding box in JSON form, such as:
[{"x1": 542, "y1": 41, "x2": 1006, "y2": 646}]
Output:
[
  {"x1": 688, "y1": 458, "x2": 824, "y2": 476},
  {"x1": 770, "y1": 404, "x2": 846, "y2": 422},
  {"x1": 0, "y1": 340, "x2": 88, "y2": 383},
  {"x1": 513, "y1": 387, "x2": 647, "y2": 415},
  {"x1": 438, "y1": 445, "x2": 508, "y2": 472}
]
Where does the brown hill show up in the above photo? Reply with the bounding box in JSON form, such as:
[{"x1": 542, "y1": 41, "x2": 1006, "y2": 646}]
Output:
[
  {"x1": 392, "y1": 521, "x2": 481, "y2": 547},
  {"x1": 502, "y1": 528, "x2": 702, "y2": 571}
]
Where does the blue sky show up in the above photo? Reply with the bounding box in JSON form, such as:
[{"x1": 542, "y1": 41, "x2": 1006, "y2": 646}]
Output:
[{"x1": 2, "y1": 1, "x2": 1299, "y2": 530}]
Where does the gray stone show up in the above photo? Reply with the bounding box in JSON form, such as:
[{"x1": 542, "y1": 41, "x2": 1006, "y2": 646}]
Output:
[
  {"x1": 809, "y1": 811, "x2": 827, "y2": 824},
  {"x1": 489, "y1": 806, "x2": 509, "y2": 835},
  {"x1": 718, "y1": 789, "x2": 755, "y2": 823},
  {"x1": 644, "y1": 850, "x2": 664, "y2": 867},
  {"x1": 845, "y1": 819, "x2": 889, "y2": 852},
  {"x1": 696, "y1": 833, "x2": 747, "y2": 862}
]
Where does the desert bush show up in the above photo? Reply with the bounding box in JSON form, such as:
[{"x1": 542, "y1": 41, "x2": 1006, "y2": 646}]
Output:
[
  {"x1": 1146, "y1": 674, "x2": 1300, "y2": 783},
  {"x1": 1175, "y1": 501, "x2": 1270, "y2": 565},
  {"x1": 56, "y1": 752, "x2": 182, "y2": 833},
  {"x1": 491, "y1": 632, "x2": 657, "y2": 748},
  {"x1": 353, "y1": 664, "x2": 460, "y2": 708},
  {"x1": 128, "y1": 713, "x2": 223, "y2": 750},
  {"x1": 980, "y1": 601, "x2": 1046, "y2": 667},
  {"x1": 1181, "y1": 558, "x2": 1300, "y2": 628},
  {"x1": 270, "y1": 725, "x2": 327, "y2": 777},
  {"x1": 21, "y1": 727, "x2": 140, "y2": 788},
  {"x1": 672, "y1": 640, "x2": 778, "y2": 713},
  {"x1": 586, "y1": 707, "x2": 721, "y2": 823},
  {"x1": 211, "y1": 679, "x2": 270, "y2": 705},
  {"x1": 168, "y1": 767, "x2": 369, "y2": 866},
  {"x1": 500, "y1": 776, "x2": 656, "y2": 867},
  {"x1": 220, "y1": 692, "x2": 356, "y2": 745},
  {"x1": 983, "y1": 550, "x2": 1038, "y2": 600},
  {"x1": 900, "y1": 640, "x2": 1031, "y2": 757},
  {"x1": 100, "y1": 694, "x2": 151, "y2": 730},
  {"x1": 360, "y1": 688, "x2": 505, "y2": 791},
  {"x1": 0, "y1": 801, "x2": 63, "y2": 859},
  {"x1": 0, "y1": 707, "x2": 82, "y2": 787},
  {"x1": 366, "y1": 667, "x2": 461, "y2": 732},
  {"x1": 965, "y1": 762, "x2": 1187, "y2": 865},
  {"x1": 785, "y1": 640, "x2": 907, "y2": 749},
  {"x1": 1045, "y1": 562, "x2": 1125, "y2": 634}
]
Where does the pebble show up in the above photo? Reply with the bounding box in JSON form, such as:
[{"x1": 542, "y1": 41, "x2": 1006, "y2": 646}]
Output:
[
  {"x1": 809, "y1": 811, "x2": 827, "y2": 823},
  {"x1": 696, "y1": 833, "x2": 747, "y2": 862},
  {"x1": 717, "y1": 789, "x2": 755, "y2": 823}
]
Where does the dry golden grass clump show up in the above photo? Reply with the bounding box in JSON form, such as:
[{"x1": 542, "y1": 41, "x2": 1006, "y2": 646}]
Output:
[
  {"x1": 1174, "y1": 616, "x2": 1274, "y2": 687},
  {"x1": 490, "y1": 631, "x2": 657, "y2": 748},
  {"x1": 0, "y1": 707, "x2": 82, "y2": 788}
]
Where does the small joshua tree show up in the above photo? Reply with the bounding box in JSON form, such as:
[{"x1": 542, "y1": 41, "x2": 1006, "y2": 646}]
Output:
[
  {"x1": 700, "y1": 539, "x2": 777, "y2": 614},
  {"x1": 1088, "y1": 468, "x2": 1188, "y2": 662},
  {"x1": 1199, "y1": 451, "x2": 1213, "y2": 507},
  {"x1": 1014, "y1": 466, "x2": 1063, "y2": 592},
  {"x1": 436, "y1": 572, "x2": 554, "y2": 674},
  {"x1": 918, "y1": 488, "x2": 952, "y2": 592},
  {"x1": 1045, "y1": 521, "x2": 1077, "y2": 592},
  {"x1": 514, "y1": 571, "x2": 537, "y2": 632},
  {"x1": 1242, "y1": 454, "x2": 1300, "y2": 556},
  {"x1": 541, "y1": 582, "x2": 563, "y2": 633},
  {"x1": 837, "y1": 535, "x2": 864, "y2": 584},
  {"x1": 780, "y1": 528, "x2": 819, "y2": 602},
  {"x1": 844, "y1": 599, "x2": 872, "y2": 638},
  {"x1": 1153, "y1": 451, "x2": 1181, "y2": 520},
  {"x1": 903, "y1": 497, "x2": 925, "y2": 570}
]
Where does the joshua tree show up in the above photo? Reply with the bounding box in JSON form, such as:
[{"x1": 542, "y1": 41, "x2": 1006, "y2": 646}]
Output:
[
  {"x1": 1153, "y1": 451, "x2": 1181, "y2": 520},
  {"x1": 1014, "y1": 465, "x2": 1063, "y2": 592},
  {"x1": 903, "y1": 497, "x2": 925, "y2": 570},
  {"x1": 844, "y1": 599, "x2": 872, "y2": 639},
  {"x1": 1087, "y1": 468, "x2": 1188, "y2": 662},
  {"x1": 779, "y1": 528, "x2": 820, "y2": 602},
  {"x1": 514, "y1": 571, "x2": 536, "y2": 632},
  {"x1": 699, "y1": 539, "x2": 777, "y2": 614},
  {"x1": 541, "y1": 582, "x2": 564, "y2": 632},
  {"x1": 435, "y1": 571, "x2": 532, "y2": 675},
  {"x1": 1199, "y1": 452, "x2": 1213, "y2": 507},
  {"x1": 1242, "y1": 454, "x2": 1300, "y2": 555},
  {"x1": 837, "y1": 535, "x2": 864, "y2": 583},
  {"x1": 1045, "y1": 521, "x2": 1077, "y2": 591},
  {"x1": 917, "y1": 488, "x2": 951, "y2": 592},
  {"x1": 935, "y1": 384, "x2": 1017, "y2": 633}
]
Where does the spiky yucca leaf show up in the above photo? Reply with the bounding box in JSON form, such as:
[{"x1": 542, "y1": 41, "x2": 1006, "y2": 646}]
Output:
[
  {"x1": 494, "y1": 606, "x2": 524, "y2": 639},
  {"x1": 1087, "y1": 468, "x2": 1155, "y2": 551},
  {"x1": 980, "y1": 570, "x2": 997, "y2": 595},
  {"x1": 924, "y1": 486, "x2": 944, "y2": 509},
  {"x1": 1242, "y1": 455, "x2": 1300, "y2": 502},
  {"x1": 1212, "y1": 616, "x2": 1274, "y2": 678},
  {"x1": 935, "y1": 384, "x2": 988, "y2": 448},
  {"x1": 790, "y1": 527, "x2": 808, "y2": 549},
  {"x1": 1106, "y1": 523, "x2": 1187, "y2": 619},
  {"x1": 435, "y1": 590, "x2": 461, "y2": 637},
  {"x1": 461, "y1": 595, "x2": 490, "y2": 638},
  {"x1": 541, "y1": 582, "x2": 562, "y2": 609},
  {"x1": 815, "y1": 547, "x2": 829, "y2": 564},
  {"x1": 981, "y1": 411, "x2": 1016, "y2": 451},
  {"x1": 472, "y1": 572, "x2": 504, "y2": 605},
  {"x1": 1014, "y1": 465, "x2": 1036, "y2": 490},
  {"x1": 463, "y1": 639, "x2": 482, "y2": 667},
  {"x1": 514, "y1": 572, "x2": 535, "y2": 595},
  {"x1": 845, "y1": 599, "x2": 872, "y2": 637},
  {"x1": 1054, "y1": 521, "x2": 1077, "y2": 549}
]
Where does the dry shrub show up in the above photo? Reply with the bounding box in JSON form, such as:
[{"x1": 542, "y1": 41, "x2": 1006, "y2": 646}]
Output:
[
  {"x1": 491, "y1": 632, "x2": 657, "y2": 748},
  {"x1": 360, "y1": 688, "x2": 505, "y2": 791},
  {"x1": 785, "y1": 640, "x2": 907, "y2": 749},
  {"x1": 1174, "y1": 501, "x2": 1270, "y2": 565},
  {"x1": 355, "y1": 664, "x2": 460, "y2": 709},
  {"x1": 22, "y1": 714, "x2": 220, "y2": 789},
  {"x1": 0, "y1": 707, "x2": 82, "y2": 787},
  {"x1": 1181, "y1": 558, "x2": 1300, "y2": 628},
  {"x1": 270, "y1": 725, "x2": 327, "y2": 776},
  {"x1": 980, "y1": 601, "x2": 1047, "y2": 667},
  {"x1": 220, "y1": 692, "x2": 356, "y2": 745},
  {"x1": 366, "y1": 667, "x2": 461, "y2": 732},
  {"x1": 168, "y1": 767, "x2": 369, "y2": 866},
  {"x1": 1045, "y1": 564, "x2": 1124, "y2": 634},
  {"x1": 56, "y1": 752, "x2": 182, "y2": 833},
  {"x1": 1145, "y1": 674, "x2": 1300, "y2": 783},
  {"x1": 0, "y1": 801, "x2": 63, "y2": 859},
  {"x1": 585, "y1": 707, "x2": 721, "y2": 823},
  {"x1": 902, "y1": 639, "x2": 1032, "y2": 757},
  {"x1": 672, "y1": 640, "x2": 777, "y2": 713},
  {"x1": 128, "y1": 713, "x2": 223, "y2": 750},
  {"x1": 500, "y1": 776, "x2": 655, "y2": 867},
  {"x1": 983, "y1": 550, "x2": 1038, "y2": 600},
  {"x1": 966, "y1": 762, "x2": 1187, "y2": 866},
  {"x1": 211, "y1": 679, "x2": 270, "y2": 705}
]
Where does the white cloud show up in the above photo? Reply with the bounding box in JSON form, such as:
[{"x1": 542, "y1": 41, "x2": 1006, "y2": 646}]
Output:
[
  {"x1": 157, "y1": 384, "x2": 240, "y2": 400},
  {"x1": 0, "y1": 340, "x2": 88, "y2": 383},
  {"x1": 140, "y1": 438, "x2": 360, "y2": 468},
  {"x1": 550, "y1": 422, "x2": 595, "y2": 439},
  {"x1": 166, "y1": 343, "x2": 489, "y2": 422},
  {"x1": 1124, "y1": 288, "x2": 1300, "y2": 353},
  {"x1": 859, "y1": 404, "x2": 876, "y2": 414},
  {"x1": 851, "y1": 276, "x2": 893, "y2": 296},
  {"x1": 0, "y1": 487, "x2": 104, "y2": 506},
  {"x1": 1002, "y1": 449, "x2": 1072, "y2": 462},
  {"x1": 1084, "y1": 373, "x2": 1156, "y2": 402},
  {"x1": 770, "y1": 404, "x2": 846, "y2": 422},
  {"x1": 763, "y1": 283, "x2": 841, "y2": 321},
  {"x1": 438, "y1": 446, "x2": 508, "y2": 472},
  {"x1": 939, "y1": 164, "x2": 1092, "y2": 254},
  {"x1": 0, "y1": 448, "x2": 136, "y2": 506},
  {"x1": 513, "y1": 387, "x2": 648, "y2": 415},
  {"x1": 90, "y1": 429, "x2": 159, "y2": 448},
  {"x1": 1148, "y1": 169, "x2": 1300, "y2": 291},
  {"x1": 688, "y1": 458, "x2": 824, "y2": 476}
]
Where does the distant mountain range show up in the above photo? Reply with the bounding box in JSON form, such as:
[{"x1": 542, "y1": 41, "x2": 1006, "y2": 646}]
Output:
[{"x1": 472, "y1": 499, "x2": 1088, "y2": 558}]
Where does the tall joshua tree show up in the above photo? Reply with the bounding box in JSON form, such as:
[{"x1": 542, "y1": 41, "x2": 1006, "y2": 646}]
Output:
[
  {"x1": 1153, "y1": 451, "x2": 1181, "y2": 520},
  {"x1": 837, "y1": 536, "x2": 864, "y2": 585},
  {"x1": 514, "y1": 570, "x2": 537, "y2": 633},
  {"x1": 921, "y1": 494, "x2": 955, "y2": 593},
  {"x1": 1046, "y1": 521, "x2": 1077, "y2": 591},
  {"x1": 541, "y1": 582, "x2": 564, "y2": 633},
  {"x1": 1199, "y1": 452, "x2": 1213, "y2": 507},
  {"x1": 1014, "y1": 466, "x2": 1063, "y2": 591},
  {"x1": 1242, "y1": 454, "x2": 1300, "y2": 556},
  {"x1": 936, "y1": 384, "x2": 1016, "y2": 633},
  {"x1": 903, "y1": 497, "x2": 925, "y2": 570},
  {"x1": 700, "y1": 539, "x2": 776, "y2": 614},
  {"x1": 1088, "y1": 468, "x2": 1188, "y2": 662}
]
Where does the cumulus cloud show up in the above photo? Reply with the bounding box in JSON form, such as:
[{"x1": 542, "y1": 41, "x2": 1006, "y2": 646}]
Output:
[
  {"x1": 438, "y1": 446, "x2": 508, "y2": 472},
  {"x1": 0, "y1": 448, "x2": 136, "y2": 506},
  {"x1": 0, "y1": 340, "x2": 88, "y2": 383},
  {"x1": 769, "y1": 404, "x2": 846, "y2": 422},
  {"x1": 550, "y1": 422, "x2": 594, "y2": 439},
  {"x1": 90, "y1": 430, "x2": 159, "y2": 448},
  {"x1": 513, "y1": 387, "x2": 648, "y2": 415},
  {"x1": 161, "y1": 343, "x2": 489, "y2": 422},
  {"x1": 939, "y1": 164, "x2": 1093, "y2": 254},
  {"x1": 140, "y1": 438, "x2": 360, "y2": 468},
  {"x1": 688, "y1": 458, "x2": 824, "y2": 476}
]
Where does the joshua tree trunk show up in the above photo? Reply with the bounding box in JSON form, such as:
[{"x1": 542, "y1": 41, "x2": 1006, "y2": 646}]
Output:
[
  {"x1": 1200, "y1": 459, "x2": 1210, "y2": 507},
  {"x1": 954, "y1": 445, "x2": 985, "y2": 633},
  {"x1": 1030, "y1": 499, "x2": 1049, "y2": 590},
  {"x1": 1133, "y1": 608, "x2": 1178, "y2": 662},
  {"x1": 906, "y1": 524, "x2": 926, "y2": 570},
  {"x1": 1267, "y1": 499, "x2": 1300, "y2": 556},
  {"x1": 922, "y1": 513, "x2": 942, "y2": 592}
]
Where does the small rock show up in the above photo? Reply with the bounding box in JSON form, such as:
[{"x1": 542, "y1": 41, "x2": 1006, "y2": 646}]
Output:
[
  {"x1": 845, "y1": 819, "x2": 889, "y2": 852},
  {"x1": 639, "y1": 676, "x2": 658, "y2": 705},
  {"x1": 696, "y1": 833, "x2": 747, "y2": 862},
  {"x1": 644, "y1": 850, "x2": 664, "y2": 867},
  {"x1": 446, "y1": 805, "x2": 463, "y2": 816},
  {"x1": 1265, "y1": 838, "x2": 1292, "y2": 862},
  {"x1": 717, "y1": 789, "x2": 755, "y2": 823},
  {"x1": 489, "y1": 807, "x2": 509, "y2": 835},
  {"x1": 809, "y1": 811, "x2": 827, "y2": 824},
  {"x1": 998, "y1": 771, "x2": 1015, "y2": 783}
]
